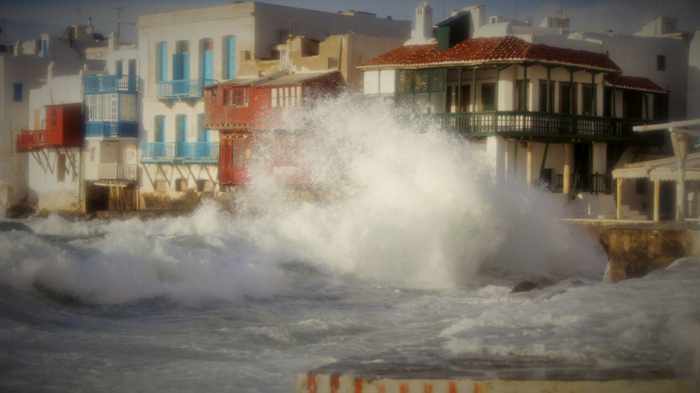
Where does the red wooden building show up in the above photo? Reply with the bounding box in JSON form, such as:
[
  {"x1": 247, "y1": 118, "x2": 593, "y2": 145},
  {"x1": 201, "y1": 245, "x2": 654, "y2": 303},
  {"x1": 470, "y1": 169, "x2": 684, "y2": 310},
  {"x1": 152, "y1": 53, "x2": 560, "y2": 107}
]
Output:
[
  {"x1": 204, "y1": 71, "x2": 343, "y2": 187},
  {"x1": 16, "y1": 103, "x2": 83, "y2": 152}
]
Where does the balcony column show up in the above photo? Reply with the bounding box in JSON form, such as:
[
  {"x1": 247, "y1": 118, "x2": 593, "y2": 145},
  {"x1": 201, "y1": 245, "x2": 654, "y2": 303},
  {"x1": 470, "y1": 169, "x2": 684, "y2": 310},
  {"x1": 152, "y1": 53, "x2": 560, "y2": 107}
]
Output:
[
  {"x1": 653, "y1": 178, "x2": 661, "y2": 222},
  {"x1": 526, "y1": 141, "x2": 535, "y2": 186},
  {"x1": 563, "y1": 143, "x2": 573, "y2": 194},
  {"x1": 486, "y1": 135, "x2": 506, "y2": 182},
  {"x1": 592, "y1": 142, "x2": 607, "y2": 175},
  {"x1": 671, "y1": 130, "x2": 689, "y2": 222},
  {"x1": 546, "y1": 66, "x2": 552, "y2": 113},
  {"x1": 616, "y1": 178, "x2": 624, "y2": 220},
  {"x1": 471, "y1": 67, "x2": 477, "y2": 112}
]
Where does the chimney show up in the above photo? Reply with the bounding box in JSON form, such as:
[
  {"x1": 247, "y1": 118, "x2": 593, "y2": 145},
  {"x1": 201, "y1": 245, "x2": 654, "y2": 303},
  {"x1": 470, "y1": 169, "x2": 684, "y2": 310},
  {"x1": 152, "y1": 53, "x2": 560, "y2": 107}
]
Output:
[{"x1": 405, "y1": 2, "x2": 436, "y2": 45}]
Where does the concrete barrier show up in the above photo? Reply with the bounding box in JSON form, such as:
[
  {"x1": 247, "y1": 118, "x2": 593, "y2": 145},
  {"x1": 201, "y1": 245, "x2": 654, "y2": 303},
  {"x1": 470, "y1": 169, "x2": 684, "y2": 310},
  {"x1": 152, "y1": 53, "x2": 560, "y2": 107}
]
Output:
[{"x1": 295, "y1": 373, "x2": 694, "y2": 393}]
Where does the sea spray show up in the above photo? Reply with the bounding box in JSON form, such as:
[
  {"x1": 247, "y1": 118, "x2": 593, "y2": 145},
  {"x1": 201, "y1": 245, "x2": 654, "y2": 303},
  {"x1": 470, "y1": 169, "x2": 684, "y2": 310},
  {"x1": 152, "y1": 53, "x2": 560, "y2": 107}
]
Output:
[{"x1": 237, "y1": 94, "x2": 607, "y2": 287}]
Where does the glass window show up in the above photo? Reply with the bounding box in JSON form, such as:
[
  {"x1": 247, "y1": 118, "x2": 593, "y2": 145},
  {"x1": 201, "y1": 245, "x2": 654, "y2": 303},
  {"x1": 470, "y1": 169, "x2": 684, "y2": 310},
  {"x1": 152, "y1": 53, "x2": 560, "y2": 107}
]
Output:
[
  {"x1": 414, "y1": 71, "x2": 429, "y2": 93},
  {"x1": 559, "y1": 82, "x2": 572, "y2": 114},
  {"x1": 539, "y1": 80, "x2": 554, "y2": 113},
  {"x1": 657, "y1": 55, "x2": 666, "y2": 71},
  {"x1": 515, "y1": 80, "x2": 527, "y2": 111},
  {"x1": 231, "y1": 88, "x2": 248, "y2": 107},
  {"x1": 481, "y1": 83, "x2": 496, "y2": 111},
  {"x1": 13, "y1": 83, "x2": 22, "y2": 102},
  {"x1": 397, "y1": 70, "x2": 413, "y2": 94},
  {"x1": 582, "y1": 84, "x2": 595, "y2": 116}
]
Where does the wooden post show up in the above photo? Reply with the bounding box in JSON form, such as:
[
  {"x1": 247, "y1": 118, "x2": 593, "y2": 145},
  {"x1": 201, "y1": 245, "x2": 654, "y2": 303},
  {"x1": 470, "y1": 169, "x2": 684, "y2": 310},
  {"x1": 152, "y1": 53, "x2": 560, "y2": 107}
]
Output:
[
  {"x1": 563, "y1": 143, "x2": 573, "y2": 194},
  {"x1": 471, "y1": 67, "x2": 477, "y2": 112},
  {"x1": 616, "y1": 177, "x2": 623, "y2": 220},
  {"x1": 653, "y1": 178, "x2": 661, "y2": 222},
  {"x1": 671, "y1": 129, "x2": 688, "y2": 222},
  {"x1": 523, "y1": 64, "x2": 529, "y2": 111},
  {"x1": 546, "y1": 66, "x2": 552, "y2": 113}
]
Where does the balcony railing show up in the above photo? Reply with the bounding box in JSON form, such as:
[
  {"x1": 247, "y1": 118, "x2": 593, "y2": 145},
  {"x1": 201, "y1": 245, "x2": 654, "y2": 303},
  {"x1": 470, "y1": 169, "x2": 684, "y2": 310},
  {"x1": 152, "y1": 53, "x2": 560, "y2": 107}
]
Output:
[
  {"x1": 141, "y1": 142, "x2": 219, "y2": 163},
  {"x1": 434, "y1": 111, "x2": 649, "y2": 141},
  {"x1": 85, "y1": 122, "x2": 138, "y2": 139},
  {"x1": 16, "y1": 130, "x2": 46, "y2": 152},
  {"x1": 158, "y1": 79, "x2": 214, "y2": 100},
  {"x1": 84, "y1": 75, "x2": 137, "y2": 94},
  {"x1": 98, "y1": 163, "x2": 138, "y2": 181}
]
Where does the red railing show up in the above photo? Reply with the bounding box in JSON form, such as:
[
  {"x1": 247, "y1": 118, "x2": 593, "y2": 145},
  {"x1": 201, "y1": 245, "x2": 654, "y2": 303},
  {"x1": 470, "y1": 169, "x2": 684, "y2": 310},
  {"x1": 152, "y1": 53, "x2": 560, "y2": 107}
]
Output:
[{"x1": 16, "y1": 130, "x2": 47, "y2": 152}]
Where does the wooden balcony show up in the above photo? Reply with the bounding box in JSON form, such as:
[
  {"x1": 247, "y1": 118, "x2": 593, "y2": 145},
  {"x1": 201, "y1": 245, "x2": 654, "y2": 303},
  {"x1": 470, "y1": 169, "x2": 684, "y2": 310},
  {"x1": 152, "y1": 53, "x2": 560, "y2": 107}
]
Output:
[{"x1": 433, "y1": 111, "x2": 652, "y2": 142}]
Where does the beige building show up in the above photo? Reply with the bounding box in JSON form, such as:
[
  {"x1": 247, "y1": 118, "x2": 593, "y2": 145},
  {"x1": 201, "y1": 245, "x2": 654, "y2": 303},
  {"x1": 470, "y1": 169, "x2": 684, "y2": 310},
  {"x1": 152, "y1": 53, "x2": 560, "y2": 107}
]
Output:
[{"x1": 137, "y1": 1, "x2": 409, "y2": 203}]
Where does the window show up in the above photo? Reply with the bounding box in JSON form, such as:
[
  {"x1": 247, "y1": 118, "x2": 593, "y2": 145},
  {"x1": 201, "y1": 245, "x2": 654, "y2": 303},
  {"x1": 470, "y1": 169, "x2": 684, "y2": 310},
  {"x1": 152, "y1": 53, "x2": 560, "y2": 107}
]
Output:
[
  {"x1": 173, "y1": 41, "x2": 190, "y2": 81},
  {"x1": 231, "y1": 88, "x2": 248, "y2": 107},
  {"x1": 13, "y1": 83, "x2": 22, "y2": 102},
  {"x1": 200, "y1": 38, "x2": 214, "y2": 82},
  {"x1": 115, "y1": 60, "x2": 123, "y2": 77},
  {"x1": 481, "y1": 83, "x2": 496, "y2": 111},
  {"x1": 582, "y1": 84, "x2": 595, "y2": 116},
  {"x1": 223, "y1": 36, "x2": 237, "y2": 80},
  {"x1": 39, "y1": 38, "x2": 48, "y2": 57},
  {"x1": 156, "y1": 41, "x2": 167, "y2": 82},
  {"x1": 657, "y1": 55, "x2": 666, "y2": 71},
  {"x1": 559, "y1": 82, "x2": 572, "y2": 114},
  {"x1": 515, "y1": 80, "x2": 528, "y2": 111},
  {"x1": 604, "y1": 87, "x2": 612, "y2": 117},
  {"x1": 154, "y1": 115, "x2": 165, "y2": 142},
  {"x1": 539, "y1": 80, "x2": 554, "y2": 113}
]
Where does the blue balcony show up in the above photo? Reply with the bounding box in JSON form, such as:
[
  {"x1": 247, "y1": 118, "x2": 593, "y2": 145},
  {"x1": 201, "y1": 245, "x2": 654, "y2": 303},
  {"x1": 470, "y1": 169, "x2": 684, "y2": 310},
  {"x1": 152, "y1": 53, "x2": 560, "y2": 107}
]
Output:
[
  {"x1": 141, "y1": 142, "x2": 219, "y2": 163},
  {"x1": 157, "y1": 79, "x2": 215, "y2": 100},
  {"x1": 84, "y1": 74, "x2": 137, "y2": 94},
  {"x1": 85, "y1": 121, "x2": 138, "y2": 138}
]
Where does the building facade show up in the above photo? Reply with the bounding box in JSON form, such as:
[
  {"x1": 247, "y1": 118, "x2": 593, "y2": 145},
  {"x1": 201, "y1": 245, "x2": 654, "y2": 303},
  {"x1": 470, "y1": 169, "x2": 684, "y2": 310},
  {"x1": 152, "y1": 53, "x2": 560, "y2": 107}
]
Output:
[
  {"x1": 83, "y1": 39, "x2": 140, "y2": 211},
  {"x1": 137, "y1": 1, "x2": 409, "y2": 202},
  {"x1": 361, "y1": 4, "x2": 669, "y2": 219}
]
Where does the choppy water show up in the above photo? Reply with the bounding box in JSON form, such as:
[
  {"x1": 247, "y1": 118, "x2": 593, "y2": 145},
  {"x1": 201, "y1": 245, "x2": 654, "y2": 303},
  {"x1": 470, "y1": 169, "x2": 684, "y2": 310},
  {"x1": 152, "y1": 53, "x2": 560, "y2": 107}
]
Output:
[{"x1": 1, "y1": 97, "x2": 699, "y2": 392}]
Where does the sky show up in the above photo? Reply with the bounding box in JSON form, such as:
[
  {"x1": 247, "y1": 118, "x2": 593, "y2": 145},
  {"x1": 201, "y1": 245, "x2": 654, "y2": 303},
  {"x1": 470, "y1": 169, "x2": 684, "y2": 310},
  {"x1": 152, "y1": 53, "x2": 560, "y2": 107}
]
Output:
[{"x1": 1, "y1": 0, "x2": 699, "y2": 43}]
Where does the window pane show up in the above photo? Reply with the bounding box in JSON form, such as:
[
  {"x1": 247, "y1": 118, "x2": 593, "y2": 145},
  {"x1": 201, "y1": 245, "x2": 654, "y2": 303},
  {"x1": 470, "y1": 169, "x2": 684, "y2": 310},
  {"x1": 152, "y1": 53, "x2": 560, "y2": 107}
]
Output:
[{"x1": 481, "y1": 83, "x2": 496, "y2": 111}]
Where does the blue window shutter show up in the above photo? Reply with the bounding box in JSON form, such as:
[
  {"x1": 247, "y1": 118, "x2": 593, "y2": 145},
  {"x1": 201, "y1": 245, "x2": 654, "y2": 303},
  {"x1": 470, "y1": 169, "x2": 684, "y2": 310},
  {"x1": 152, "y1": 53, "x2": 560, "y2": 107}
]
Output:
[
  {"x1": 225, "y1": 36, "x2": 236, "y2": 80},
  {"x1": 203, "y1": 50, "x2": 214, "y2": 82},
  {"x1": 172, "y1": 53, "x2": 181, "y2": 80},
  {"x1": 182, "y1": 53, "x2": 190, "y2": 80},
  {"x1": 176, "y1": 115, "x2": 187, "y2": 141},
  {"x1": 155, "y1": 116, "x2": 165, "y2": 142},
  {"x1": 157, "y1": 42, "x2": 167, "y2": 82}
]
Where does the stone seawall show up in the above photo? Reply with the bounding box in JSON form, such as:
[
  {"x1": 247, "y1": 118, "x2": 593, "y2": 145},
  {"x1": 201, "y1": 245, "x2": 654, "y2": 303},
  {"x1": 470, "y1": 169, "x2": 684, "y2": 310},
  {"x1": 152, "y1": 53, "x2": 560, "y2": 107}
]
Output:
[{"x1": 572, "y1": 221, "x2": 700, "y2": 282}]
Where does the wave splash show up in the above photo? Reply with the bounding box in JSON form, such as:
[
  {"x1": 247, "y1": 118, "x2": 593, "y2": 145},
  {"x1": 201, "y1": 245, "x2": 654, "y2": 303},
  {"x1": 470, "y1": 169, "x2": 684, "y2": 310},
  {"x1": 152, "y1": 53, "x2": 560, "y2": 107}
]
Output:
[{"x1": 1, "y1": 95, "x2": 606, "y2": 304}]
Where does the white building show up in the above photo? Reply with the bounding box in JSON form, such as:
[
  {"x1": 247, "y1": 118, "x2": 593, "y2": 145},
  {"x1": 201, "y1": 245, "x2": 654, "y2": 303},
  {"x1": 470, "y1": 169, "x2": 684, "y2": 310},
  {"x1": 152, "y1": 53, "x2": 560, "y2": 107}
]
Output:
[
  {"x1": 361, "y1": 4, "x2": 671, "y2": 219},
  {"x1": 136, "y1": 1, "x2": 409, "y2": 203},
  {"x1": 82, "y1": 35, "x2": 140, "y2": 211},
  {"x1": 1, "y1": 23, "x2": 107, "y2": 215}
]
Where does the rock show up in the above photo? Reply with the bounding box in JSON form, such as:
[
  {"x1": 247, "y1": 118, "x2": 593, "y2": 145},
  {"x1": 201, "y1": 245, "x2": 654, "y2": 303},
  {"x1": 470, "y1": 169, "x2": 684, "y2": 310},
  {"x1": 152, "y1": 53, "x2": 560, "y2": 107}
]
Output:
[
  {"x1": 0, "y1": 221, "x2": 33, "y2": 233},
  {"x1": 511, "y1": 280, "x2": 539, "y2": 293}
]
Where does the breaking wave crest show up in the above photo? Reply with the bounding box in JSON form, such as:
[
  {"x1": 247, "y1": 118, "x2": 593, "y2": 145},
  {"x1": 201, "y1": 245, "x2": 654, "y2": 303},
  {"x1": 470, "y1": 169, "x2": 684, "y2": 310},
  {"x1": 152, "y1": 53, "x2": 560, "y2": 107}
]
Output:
[{"x1": 1, "y1": 95, "x2": 606, "y2": 305}]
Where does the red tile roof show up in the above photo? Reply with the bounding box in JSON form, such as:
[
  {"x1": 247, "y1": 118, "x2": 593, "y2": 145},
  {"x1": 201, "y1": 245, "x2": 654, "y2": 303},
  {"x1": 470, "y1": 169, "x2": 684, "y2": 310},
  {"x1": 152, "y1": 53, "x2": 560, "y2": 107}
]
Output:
[
  {"x1": 604, "y1": 74, "x2": 667, "y2": 94},
  {"x1": 362, "y1": 36, "x2": 621, "y2": 72}
]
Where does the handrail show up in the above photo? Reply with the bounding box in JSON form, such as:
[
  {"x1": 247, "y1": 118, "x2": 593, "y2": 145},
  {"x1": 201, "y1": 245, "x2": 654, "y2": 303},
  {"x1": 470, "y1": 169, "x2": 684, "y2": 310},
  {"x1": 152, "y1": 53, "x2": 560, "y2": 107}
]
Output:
[
  {"x1": 434, "y1": 111, "x2": 652, "y2": 140},
  {"x1": 141, "y1": 141, "x2": 219, "y2": 162},
  {"x1": 157, "y1": 79, "x2": 215, "y2": 99},
  {"x1": 84, "y1": 74, "x2": 138, "y2": 94}
]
